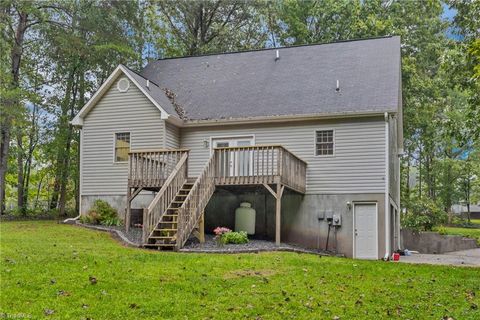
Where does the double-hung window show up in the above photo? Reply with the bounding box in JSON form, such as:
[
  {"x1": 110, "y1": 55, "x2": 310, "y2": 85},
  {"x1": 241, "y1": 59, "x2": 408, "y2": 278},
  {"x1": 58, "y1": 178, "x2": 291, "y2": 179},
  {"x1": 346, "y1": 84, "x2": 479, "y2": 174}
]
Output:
[
  {"x1": 315, "y1": 130, "x2": 334, "y2": 156},
  {"x1": 114, "y1": 132, "x2": 130, "y2": 162}
]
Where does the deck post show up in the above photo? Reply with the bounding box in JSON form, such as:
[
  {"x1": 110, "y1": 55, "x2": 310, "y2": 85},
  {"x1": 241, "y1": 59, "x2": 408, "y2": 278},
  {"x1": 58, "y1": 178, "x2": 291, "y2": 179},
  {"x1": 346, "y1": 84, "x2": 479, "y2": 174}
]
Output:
[
  {"x1": 192, "y1": 212, "x2": 206, "y2": 243},
  {"x1": 199, "y1": 212, "x2": 205, "y2": 243},
  {"x1": 126, "y1": 187, "x2": 131, "y2": 232},
  {"x1": 275, "y1": 183, "x2": 285, "y2": 246}
]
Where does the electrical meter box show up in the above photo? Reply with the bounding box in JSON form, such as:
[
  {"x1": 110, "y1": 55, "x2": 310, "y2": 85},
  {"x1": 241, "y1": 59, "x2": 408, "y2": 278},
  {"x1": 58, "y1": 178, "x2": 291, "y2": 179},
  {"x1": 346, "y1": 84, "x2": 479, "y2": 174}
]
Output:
[{"x1": 332, "y1": 214, "x2": 342, "y2": 226}]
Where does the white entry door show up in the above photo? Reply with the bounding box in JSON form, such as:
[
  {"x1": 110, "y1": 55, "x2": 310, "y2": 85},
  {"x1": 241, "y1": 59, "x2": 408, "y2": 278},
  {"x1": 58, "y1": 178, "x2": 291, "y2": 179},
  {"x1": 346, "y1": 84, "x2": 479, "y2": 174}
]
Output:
[
  {"x1": 212, "y1": 137, "x2": 254, "y2": 177},
  {"x1": 354, "y1": 203, "x2": 378, "y2": 259}
]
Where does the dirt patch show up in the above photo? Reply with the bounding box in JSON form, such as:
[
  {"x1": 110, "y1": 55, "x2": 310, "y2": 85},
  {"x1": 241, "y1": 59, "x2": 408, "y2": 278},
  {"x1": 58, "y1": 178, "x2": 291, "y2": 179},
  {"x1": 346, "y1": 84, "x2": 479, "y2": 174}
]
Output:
[{"x1": 223, "y1": 269, "x2": 277, "y2": 279}]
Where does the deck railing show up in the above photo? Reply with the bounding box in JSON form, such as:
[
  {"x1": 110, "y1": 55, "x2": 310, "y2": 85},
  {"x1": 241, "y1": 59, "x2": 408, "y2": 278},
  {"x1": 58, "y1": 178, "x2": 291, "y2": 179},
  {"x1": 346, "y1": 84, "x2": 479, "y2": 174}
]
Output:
[
  {"x1": 128, "y1": 149, "x2": 189, "y2": 188},
  {"x1": 142, "y1": 152, "x2": 188, "y2": 243},
  {"x1": 176, "y1": 152, "x2": 217, "y2": 249},
  {"x1": 213, "y1": 145, "x2": 307, "y2": 193}
]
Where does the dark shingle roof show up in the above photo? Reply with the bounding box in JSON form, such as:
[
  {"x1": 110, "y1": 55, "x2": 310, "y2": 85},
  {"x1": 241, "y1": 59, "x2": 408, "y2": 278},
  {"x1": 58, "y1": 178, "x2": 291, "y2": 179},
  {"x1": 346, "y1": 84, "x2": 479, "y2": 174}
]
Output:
[
  {"x1": 121, "y1": 66, "x2": 178, "y2": 116},
  {"x1": 141, "y1": 36, "x2": 401, "y2": 121}
]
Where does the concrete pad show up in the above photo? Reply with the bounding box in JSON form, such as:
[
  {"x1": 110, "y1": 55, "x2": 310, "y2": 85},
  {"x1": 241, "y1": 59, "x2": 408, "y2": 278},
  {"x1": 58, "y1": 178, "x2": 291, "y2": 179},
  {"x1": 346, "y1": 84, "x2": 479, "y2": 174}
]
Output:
[{"x1": 399, "y1": 248, "x2": 480, "y2": 267}]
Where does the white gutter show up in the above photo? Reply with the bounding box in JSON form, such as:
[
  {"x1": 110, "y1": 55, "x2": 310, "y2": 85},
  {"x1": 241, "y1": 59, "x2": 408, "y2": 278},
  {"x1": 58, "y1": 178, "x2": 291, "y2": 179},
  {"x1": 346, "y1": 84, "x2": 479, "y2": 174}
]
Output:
[
  {"x1": 384, "y1": 112, "x2": 391, "y2": 260},
  {"x1": 182, "y1": 110, "x2": 389, "y2": 127}
]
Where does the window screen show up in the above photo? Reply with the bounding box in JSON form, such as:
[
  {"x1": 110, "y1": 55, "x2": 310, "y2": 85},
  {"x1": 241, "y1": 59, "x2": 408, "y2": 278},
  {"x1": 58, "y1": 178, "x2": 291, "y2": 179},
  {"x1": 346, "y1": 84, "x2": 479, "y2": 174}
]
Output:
[
  {"x1": 115, "y1": 132, "x2": 130, "y2": 162},
  {"x1": 315, "y1": 130, "x2": 334, "y2": 156}
]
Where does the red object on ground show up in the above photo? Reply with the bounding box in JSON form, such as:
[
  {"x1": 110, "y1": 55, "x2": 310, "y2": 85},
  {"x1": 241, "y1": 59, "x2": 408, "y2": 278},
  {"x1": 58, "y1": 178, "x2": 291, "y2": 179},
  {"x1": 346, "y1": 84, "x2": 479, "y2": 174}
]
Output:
[{"x1": 392, "y1": 253, "x2": 400, "y2": 261}]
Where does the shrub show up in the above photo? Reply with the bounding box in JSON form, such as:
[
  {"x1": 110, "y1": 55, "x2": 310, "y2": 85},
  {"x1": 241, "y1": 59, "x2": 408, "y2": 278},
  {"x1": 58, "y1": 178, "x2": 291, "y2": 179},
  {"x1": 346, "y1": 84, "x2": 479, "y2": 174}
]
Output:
[
  {"x1": 221, "y1": 231, "x2": 249, "y2": 244},
  {"x1": 436, "y1": 225, "x2": 447, "y2": 235},
  {"x1": 402, "y1": 197, "x2": 447, "y2": 231},
  {"x1": 82, "y1": 200, "x2": 121, "y2": 226}
]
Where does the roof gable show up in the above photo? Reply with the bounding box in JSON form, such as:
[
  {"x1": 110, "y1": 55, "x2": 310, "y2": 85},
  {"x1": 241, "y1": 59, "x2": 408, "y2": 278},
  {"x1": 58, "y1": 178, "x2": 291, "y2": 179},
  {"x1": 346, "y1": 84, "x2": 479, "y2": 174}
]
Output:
[{"x1": 71, "y1": 65, "x2": 176, "y2": 126}]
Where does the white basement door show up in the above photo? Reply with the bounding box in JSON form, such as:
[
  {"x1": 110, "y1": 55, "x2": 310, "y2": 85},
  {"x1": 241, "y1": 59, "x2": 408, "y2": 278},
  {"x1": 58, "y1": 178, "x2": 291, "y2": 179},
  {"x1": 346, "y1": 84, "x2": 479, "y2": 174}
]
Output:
[{"x1": 354, "y1": 203, "x2": 378, "y2": 259}]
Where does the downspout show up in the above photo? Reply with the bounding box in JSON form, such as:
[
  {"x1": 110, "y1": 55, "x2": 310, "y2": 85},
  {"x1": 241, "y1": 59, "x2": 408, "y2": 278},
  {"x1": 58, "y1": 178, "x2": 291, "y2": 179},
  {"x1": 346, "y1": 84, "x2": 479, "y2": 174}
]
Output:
[
  {"x1": 64, "y1": 127, "x2": 83, "y2": 223},
  {"x1": 384, "y1": 112, "x2": 390, "y2": 260}
]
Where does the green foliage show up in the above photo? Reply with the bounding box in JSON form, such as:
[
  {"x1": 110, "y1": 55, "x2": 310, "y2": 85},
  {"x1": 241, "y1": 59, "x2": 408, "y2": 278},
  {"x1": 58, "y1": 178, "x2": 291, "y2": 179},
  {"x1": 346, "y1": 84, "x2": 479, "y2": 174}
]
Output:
[
  {"x1": 82, "y1": 200, "x2": 121, "y2": 226},
  {"x1": 436, "y1": 225, "x2": 448, "y2": 235},
  {"x1": 221, "y1": 231, "x2": 249, "y2": 244},
  {"x1": 402, "y1": 197, "x2": 447, "y2": 231},
  {"x1": 434, "y1": 225, "x2": 480, "y2": 246}
]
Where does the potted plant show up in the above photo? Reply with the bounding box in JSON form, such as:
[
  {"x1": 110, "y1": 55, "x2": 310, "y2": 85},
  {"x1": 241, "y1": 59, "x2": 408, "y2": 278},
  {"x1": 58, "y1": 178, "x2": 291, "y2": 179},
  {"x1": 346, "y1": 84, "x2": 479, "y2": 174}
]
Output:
[{"x1": 213, "y1": 227, "x2": 231, "y2": 246}]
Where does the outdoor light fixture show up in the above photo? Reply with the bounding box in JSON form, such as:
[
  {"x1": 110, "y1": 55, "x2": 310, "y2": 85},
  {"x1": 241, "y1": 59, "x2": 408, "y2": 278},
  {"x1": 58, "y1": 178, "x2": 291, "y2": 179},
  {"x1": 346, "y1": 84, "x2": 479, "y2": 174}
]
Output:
[
  {"x1": 203, "y1": 139, "x2": 209, "y2": 148},
  {"x1": 346, "y1": 201, "x2": 351, "y2": 210}
]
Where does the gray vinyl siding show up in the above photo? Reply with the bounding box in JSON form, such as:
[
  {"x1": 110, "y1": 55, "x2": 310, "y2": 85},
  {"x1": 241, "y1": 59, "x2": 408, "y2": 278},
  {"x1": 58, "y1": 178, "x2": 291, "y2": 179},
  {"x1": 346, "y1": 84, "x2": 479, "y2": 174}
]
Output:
[
  {"x1": 389, "y1": 115, "x2": 400, "y2": 204},
  {"x1": 165, "y1": 121, "x2": 180, "y2": 149},
  {"x1": 180, "y1": 117, "x2": 386, "y2": 194},
  {"x1": 82, "y1": 77, "x2": 165, "y2": 195}
]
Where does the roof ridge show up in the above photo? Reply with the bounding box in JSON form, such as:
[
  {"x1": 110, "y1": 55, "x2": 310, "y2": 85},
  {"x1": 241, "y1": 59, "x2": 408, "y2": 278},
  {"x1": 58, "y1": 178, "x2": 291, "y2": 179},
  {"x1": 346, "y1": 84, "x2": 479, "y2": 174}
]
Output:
[{"x1": 153, "y1": 35, "x2": 398, "y2": 62}]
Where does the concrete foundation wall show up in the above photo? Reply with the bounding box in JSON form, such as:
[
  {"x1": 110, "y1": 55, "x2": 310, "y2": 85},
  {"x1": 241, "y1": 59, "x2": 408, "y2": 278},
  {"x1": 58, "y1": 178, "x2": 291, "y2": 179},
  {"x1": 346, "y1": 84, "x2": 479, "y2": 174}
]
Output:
[
  {"x1": 82, "y1": 190, "x2": 387, "y2": 258},
  {"x1": 205, "y1": 188, "x2": 386, "y2": 258},
  {"x1": 81, "y1": 194, "x2": 154, "y2": 220},
  {"x1": 282, "y1": 193, "x2": 386, "y2": 259},
  {"x1": 401, "y1": 229, "x2": 478, "y2": 254}
]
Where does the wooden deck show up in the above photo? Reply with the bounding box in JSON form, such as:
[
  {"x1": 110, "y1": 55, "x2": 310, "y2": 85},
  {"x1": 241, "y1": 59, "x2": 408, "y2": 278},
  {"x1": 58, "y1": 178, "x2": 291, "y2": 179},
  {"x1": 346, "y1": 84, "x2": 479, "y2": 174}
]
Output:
[
  {"x1": 126, "y1": 145, "x2": 307, "y2": 249},
  {"x1": 213, "y1": 145, "x2": 306, "y2": 194},
  {"x1": 128, "y1": 145, "x2": 306, "y2": 193}
]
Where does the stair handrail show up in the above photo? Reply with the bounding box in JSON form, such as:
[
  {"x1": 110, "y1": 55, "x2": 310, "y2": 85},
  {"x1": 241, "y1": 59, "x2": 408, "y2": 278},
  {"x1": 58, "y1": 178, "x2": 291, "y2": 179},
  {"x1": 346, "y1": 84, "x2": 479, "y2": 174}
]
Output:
[
  {"x1": 176, "y1": 152, "x2": 217, "y2": 249},
  {"x1": 142, "y1": 152, "x2": 188, "y2": 243}
]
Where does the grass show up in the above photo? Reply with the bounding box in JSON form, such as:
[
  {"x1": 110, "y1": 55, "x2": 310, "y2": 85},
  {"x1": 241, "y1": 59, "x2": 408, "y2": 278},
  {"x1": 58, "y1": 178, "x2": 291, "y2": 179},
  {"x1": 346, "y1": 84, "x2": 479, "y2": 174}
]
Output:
[
  {"x1": 1, "y1": 222, "x2": 479, "y2": 319},
  {"x1": 437, "y1": 226, "x2": 480, "y2": 246},
  {"x1": 471, "y1": 219, "x2": 480, "y2": 226}
]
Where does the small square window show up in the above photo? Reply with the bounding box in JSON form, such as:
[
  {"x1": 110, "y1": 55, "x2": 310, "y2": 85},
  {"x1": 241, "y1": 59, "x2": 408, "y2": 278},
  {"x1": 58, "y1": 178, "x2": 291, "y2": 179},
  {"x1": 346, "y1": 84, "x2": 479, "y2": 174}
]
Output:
[
  {"x1": 115, "y1": 132, "x2": 130, "y2": 162},
  {"x1": 315, "y1": 130, "x2": 334, "y2": 156}
]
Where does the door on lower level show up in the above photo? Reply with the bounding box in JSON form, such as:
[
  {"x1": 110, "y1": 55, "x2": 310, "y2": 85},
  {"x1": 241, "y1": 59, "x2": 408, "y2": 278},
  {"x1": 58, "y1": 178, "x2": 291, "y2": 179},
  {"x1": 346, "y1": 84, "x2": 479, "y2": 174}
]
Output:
[
  {"x1": 354, "y1": 203, "x2": 378, "y2": 259},
  {"x1": 212, "y1": 137, "x2": 254, "y2": 177}
]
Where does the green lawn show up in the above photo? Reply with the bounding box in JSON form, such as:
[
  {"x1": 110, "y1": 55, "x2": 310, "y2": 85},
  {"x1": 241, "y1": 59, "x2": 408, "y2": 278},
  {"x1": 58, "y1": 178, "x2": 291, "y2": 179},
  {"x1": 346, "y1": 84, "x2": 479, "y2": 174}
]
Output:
[
  {"x1": 439, "y1": 226, "x2": 480, "y2": 245},
  {"x1": 1, "y1": 222, "x2": 479, "y2": 319}
]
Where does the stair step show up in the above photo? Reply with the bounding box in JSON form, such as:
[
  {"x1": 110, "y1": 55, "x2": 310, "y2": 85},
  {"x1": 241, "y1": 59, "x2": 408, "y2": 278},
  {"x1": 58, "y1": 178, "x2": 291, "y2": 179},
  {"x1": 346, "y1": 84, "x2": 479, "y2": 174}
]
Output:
[
  {"x1": 164, "y1": 214, "x2": 178, "y2": 217},
  {"x1": 155, "y1": 228, "x2": 177, "y2": 231},
  {"x1": 159, "y1": 222, "x2": 178, "y2": 225},
  {"x1": 171, "y1": 201, "x2": 184, "y2": 204},
  {"x1": 144, "y1": 243, "x2": 176, "y2": 247},
  {"x1": 149, "y1": 236, "x2": 175, "y2": 239}
]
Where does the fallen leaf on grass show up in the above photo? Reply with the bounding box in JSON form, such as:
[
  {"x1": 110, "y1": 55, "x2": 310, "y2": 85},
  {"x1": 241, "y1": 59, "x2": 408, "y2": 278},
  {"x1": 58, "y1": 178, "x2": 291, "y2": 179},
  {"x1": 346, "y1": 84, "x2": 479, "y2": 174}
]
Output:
[
  {"x1": 89, "y1": 276, "x2": 97, "y2": 285},
  {"x1": 57, "y1": 290, "x2": 70, "y2": 297},
  {"x1": 44, "y1": 309, "x2": 55, "y2": 316}
]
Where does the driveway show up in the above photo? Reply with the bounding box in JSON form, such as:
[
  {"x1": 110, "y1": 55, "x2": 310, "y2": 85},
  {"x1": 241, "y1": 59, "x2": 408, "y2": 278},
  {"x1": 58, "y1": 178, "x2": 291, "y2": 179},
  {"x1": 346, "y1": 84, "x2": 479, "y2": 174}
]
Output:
[{"x1": 399, "y1": 248, "x2": 480, "y2": 267}]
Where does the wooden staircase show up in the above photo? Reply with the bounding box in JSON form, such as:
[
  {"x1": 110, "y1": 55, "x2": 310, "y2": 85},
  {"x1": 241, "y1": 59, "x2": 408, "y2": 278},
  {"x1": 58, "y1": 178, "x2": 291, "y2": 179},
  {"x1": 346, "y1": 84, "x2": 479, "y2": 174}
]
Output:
[
  {"x1": 144, "y1": 180, "x2": 194, "y2": 249},
  {"x1": 133, "y1": 145, "x2": 307, "y2": 250},
  {"x1": 142, "y1": 151, "x2": 217, "y2": 250}
]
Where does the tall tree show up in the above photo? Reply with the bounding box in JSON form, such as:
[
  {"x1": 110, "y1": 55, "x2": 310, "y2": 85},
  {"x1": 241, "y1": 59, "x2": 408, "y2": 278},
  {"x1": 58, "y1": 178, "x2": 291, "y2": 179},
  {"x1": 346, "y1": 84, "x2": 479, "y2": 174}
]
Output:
[
  {"x1": 148, "y1": 0, "x2": 267, "y2": 57},
  {"x1": 43, "y1": 0, "x2": 142, "y2": 215}
]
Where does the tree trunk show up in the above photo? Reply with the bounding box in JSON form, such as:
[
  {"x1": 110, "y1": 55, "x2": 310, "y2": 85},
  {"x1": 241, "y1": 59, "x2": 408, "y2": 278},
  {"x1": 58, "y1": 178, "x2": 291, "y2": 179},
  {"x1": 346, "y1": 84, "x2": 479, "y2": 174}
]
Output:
[
  {"x1": 50, "y1": 68, "x2": 77, "y2": 211},
  {"x1": 0, "y1": 10, "x2": 28, "y2": 214},
  {"x1": 57, "y1": 70, "x2": 80, "y2": 216},
  {"x1": 16, "y1": 132, "x2": 25, "y2": 213}
]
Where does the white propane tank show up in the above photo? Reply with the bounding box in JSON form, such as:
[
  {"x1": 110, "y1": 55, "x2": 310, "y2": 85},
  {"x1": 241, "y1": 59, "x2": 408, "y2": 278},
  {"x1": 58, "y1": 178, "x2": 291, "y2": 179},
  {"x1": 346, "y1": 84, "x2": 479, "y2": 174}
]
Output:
[{"x1": 235, "y1": 202, "x2": 256, "y2": 235}]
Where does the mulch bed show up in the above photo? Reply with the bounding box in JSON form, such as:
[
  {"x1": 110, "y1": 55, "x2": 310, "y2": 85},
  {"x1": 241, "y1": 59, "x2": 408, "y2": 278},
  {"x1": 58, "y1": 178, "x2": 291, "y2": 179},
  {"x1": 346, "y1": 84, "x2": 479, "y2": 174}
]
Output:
[
  {"x1": 71, "y1": 222, "x2": 340, "y2": 257},
  {"x1": 180, "y1": 234, "x2": 335, "y2": 256}
]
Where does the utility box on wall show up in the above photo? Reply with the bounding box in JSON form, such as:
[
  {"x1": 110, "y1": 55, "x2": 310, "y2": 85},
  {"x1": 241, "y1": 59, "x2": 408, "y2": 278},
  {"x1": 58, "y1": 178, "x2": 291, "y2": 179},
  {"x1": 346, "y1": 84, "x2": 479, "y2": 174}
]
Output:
[{"x1": 332, "y1": 214, "x2": 342, "y2": 226}]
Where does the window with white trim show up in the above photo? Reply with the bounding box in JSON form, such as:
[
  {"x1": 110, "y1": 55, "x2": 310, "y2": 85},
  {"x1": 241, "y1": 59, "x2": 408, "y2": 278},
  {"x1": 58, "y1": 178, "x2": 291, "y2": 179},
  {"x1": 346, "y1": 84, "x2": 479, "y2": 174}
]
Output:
[
  {"x1": 315, "y1": 130, "x2": 334, "y2": 156},
  {"x1": 115, "y1": 132, "x2": 130, "y2": 162}
]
